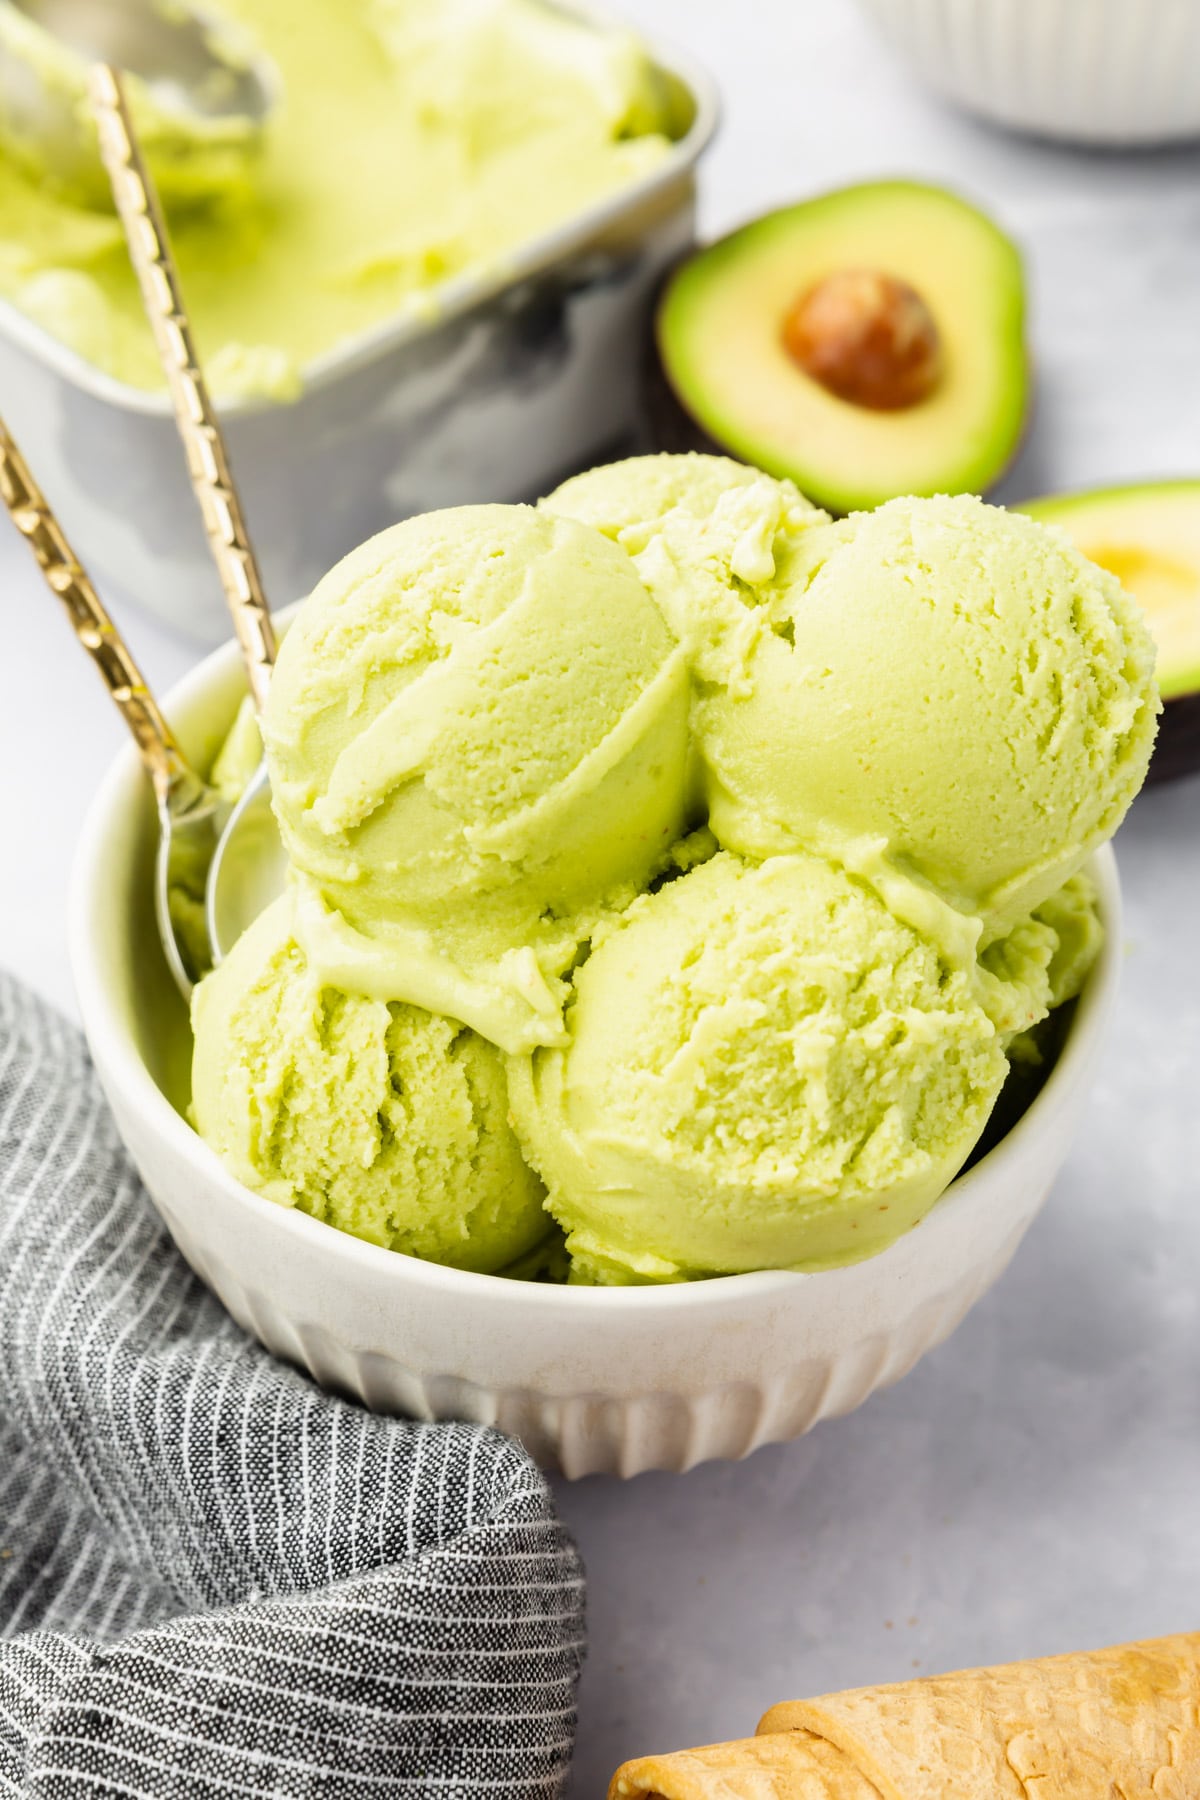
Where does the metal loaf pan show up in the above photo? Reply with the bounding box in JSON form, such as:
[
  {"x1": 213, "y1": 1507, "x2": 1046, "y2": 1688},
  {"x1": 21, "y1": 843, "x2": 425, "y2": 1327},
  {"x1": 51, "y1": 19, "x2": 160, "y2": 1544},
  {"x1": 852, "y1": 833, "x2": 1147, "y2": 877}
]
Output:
[{"x1": 0, "y1": 9, "x2": 717, "y2": 639}]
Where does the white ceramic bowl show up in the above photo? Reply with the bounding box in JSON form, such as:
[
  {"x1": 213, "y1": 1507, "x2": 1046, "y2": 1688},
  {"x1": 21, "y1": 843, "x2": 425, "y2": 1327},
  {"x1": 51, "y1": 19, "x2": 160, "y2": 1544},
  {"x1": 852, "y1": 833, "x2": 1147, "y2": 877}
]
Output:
[
  {"x1": 857, "y1": 0, "x2": 1200, "y2": 145},
  {"x1": 70, "y1": 631, "x2": 1123, "y2": 1478}
]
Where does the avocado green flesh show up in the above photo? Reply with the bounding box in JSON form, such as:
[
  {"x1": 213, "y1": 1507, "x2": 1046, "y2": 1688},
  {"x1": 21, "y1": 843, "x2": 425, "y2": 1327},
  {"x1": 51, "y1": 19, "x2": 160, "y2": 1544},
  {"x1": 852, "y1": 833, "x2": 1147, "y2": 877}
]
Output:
[
  {"x1": 1019, "y1": 482, "x2": 1200, "y2": 701},
  {"x1": 656, "y1": 180, "x2": 1028, "y2": 516}
]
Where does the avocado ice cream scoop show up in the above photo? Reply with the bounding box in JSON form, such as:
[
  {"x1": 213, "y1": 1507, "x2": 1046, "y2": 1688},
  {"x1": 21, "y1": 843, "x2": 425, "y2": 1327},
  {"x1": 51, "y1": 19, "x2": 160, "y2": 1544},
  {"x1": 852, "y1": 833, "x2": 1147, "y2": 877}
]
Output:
[
  {"x1": 191, "y1": 895, "x2": 548, "y2": 1272},
  {"x1": 640, "y1": 485, "x2": 1158, "y2": 940},
  {"x1": 508, "y1": 849, "x2": 1011, "y2": 1284},
  {"x1": 544, "y1": 451, "x2": 822, "y2": 546},
  {"x1": 191, "y1": 455, "x2": 1149, "y2": 1286},
  {"x1": 263, "y1": 504, "x2": 690, "y2": 1055}
]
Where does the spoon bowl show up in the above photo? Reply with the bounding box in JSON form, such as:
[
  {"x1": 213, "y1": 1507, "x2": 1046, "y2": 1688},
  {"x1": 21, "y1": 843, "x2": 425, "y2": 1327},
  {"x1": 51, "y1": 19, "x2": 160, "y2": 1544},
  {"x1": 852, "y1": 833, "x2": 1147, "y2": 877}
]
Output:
[
  {"x1": 206, "y1": 757, "x2": 286, "y2": 964},
  {"x1": 153, "y1": 768, "x2": 225, "y2": 995},
  {"x1": 0, "y1": 409, "x2": 220, "y2": 1000}
]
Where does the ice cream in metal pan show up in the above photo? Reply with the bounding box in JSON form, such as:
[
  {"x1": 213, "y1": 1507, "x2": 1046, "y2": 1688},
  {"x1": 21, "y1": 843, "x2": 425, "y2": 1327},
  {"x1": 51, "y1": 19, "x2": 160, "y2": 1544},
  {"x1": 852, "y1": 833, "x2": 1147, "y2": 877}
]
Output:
[
  {"x1": 0, "y1": 0, "x2": 682, "y2": 396},
  {"x1": 0, "y1": 0, "x2": 277, "y2": 208},
  {"x1": 0, "y1": 1, "x2": 716, "y2": 636}
]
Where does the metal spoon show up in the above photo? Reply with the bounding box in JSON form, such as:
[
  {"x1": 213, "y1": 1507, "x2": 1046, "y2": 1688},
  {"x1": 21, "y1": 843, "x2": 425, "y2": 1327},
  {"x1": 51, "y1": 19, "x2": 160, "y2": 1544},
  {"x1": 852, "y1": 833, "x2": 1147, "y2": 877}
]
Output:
[
  {"x1": 0, "y1": 415, "x2": 221, "y2": 998},
  {"x1": 90, "y1": 61, "x2": 285, "y2": 970},
  {"x1": 0, "y1": 0, "x2": 277, "y2": 207},
  {"x1": 205, "y1": 757, "x2": 285, "y2": 958}
]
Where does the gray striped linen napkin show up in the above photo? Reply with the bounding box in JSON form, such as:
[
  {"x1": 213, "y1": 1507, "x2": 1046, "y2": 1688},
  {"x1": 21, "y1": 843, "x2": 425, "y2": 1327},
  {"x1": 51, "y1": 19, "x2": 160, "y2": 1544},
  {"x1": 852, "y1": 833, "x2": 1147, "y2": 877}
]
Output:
[{"x1": 0, "y1": 973, "x2": 586, "y2": 1798}]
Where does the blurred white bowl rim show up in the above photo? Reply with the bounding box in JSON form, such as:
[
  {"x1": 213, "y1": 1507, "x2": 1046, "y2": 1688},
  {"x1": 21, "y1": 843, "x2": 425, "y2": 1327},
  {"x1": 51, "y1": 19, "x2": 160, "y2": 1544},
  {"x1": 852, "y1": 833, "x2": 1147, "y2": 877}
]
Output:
[{"x1": 857, "y1": 0, "x2": 1200, "y2": 145}]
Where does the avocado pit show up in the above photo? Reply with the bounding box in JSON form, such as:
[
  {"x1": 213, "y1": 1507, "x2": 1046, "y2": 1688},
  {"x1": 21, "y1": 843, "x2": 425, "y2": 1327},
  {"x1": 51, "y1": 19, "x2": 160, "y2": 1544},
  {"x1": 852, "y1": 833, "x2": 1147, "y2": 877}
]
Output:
[
  {"x1": 651, "y1": 181, "x2": 1027, "y2": 512},
  {"x1": 782, "y1": 270, "x2": 942, "y2": 412}
]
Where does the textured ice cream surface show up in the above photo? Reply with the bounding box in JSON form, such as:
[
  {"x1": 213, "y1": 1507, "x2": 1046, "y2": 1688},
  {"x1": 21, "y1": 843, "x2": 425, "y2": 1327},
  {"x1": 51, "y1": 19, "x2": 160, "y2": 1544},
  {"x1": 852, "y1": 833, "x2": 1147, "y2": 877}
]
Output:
[
  {"x1": 630, "y1": 490, "x2": 1158, "y2": 940},
  {"x1": 1001, "y1": 870, "x2": 1104, "y2": 1069},
  {"x1": 264, "y1": 504, "x2": 690, "y2": 1053},
  {"x1": 544, "y1": 453, "x2": 831, "y2": 640},
  {"x1": 975, "y1": 868, "x2": 1103, "y2": 1040},
  {"x1": 1032, "y1": 870, "x2": 1106, "y2": 1008},
  {"x1": 191, "y1": 896, "x2": 548, "y2": 1271},
  {"x1": 189, "y1": 458, "x2": 1147, "y2": 1285},
  {"x1": 544, "y1": 451, "x2": 820, "y2": 549},
  {"x1": 508, "y1": 850, "x2": 1011, "y2": 1283}
]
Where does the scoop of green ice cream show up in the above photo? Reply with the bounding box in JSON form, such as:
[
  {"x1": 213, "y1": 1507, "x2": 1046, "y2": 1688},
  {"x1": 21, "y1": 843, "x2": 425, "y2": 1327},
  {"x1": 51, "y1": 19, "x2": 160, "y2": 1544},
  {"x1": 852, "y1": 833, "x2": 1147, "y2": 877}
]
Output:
[
  {"x1": 997, "y1": 870, "x2": 1104, "y2": 1069},
  {"x1": 632, "y1": 492, "x2": 1157, "y2": 941},
  {"x1": 1032, "y1": 870, "x2": 1105, "y2": 1008},
  {"x1": 544, "y1": 451, "x2": 821, "y2": 546},
  {"x1": 264, "y1": 504, "x2": 690, "y2": 1053},
  {"x1": 191, "y1": 896, "x2": 548, "y2": 1271},
  {"x1": 508, "y1": 849, "x2": 1011, "y2": 1283},
  {"x1": 549, "y1": 466, "x2": 1149, "y2": 954}
]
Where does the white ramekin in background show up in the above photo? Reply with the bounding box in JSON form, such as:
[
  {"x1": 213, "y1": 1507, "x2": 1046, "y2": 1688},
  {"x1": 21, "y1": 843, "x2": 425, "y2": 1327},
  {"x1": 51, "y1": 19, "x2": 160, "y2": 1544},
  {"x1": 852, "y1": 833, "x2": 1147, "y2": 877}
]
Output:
[
  {"x1": 0, "y1": 9, "x2": 716, "y2": 644},
  {"x1": 857, "y1": 0, "x2": 1200, "y2": 145},
  {"x1": 70, "y1": 631, "x2": 1123, "y2": 1479}
]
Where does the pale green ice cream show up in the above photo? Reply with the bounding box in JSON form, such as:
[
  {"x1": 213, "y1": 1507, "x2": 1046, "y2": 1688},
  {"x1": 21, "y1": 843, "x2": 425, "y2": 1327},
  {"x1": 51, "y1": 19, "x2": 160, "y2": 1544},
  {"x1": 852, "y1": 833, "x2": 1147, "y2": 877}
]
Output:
[
  {"x1": 1000, "y1": 870, "x2": 1104, "y2": 1068},
  {"x1": 673, "y1": 489, "x2": 1155, "y2": 940},
  {"x1": 545, "y1": 454, "x2": 829, "y2": 627},
  {"x1": 191, "y1": 895, "x2": 548, "y2": 1270},
  {"x1": 264, "y1": 504, "x2": 690, "y2": 1054},
  {"x1": 191, "y1": 457, "x2": 1143, "y2": 1284},
  {"x1": 1032, "y1": 870, "x2": 1106, "y2": 1009},
  {"x1": 508, "y1": 850, "x2": 1011, "y2": 1283},
  {"x1": 544, "y1": 452, "x2": 822, "y2": 546},
  {"x1": 981, "y1": 870, "x2": 1104, "y2": 1022},
  {"x1": 551, "y1": 468, "x2": 1158, "y2": 943}
]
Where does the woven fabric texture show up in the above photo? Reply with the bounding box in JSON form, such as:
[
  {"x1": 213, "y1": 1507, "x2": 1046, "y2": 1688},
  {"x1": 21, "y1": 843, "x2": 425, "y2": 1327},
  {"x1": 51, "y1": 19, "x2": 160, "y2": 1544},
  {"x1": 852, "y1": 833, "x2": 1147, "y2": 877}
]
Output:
[{"x1": 0, "y1": 974, "x2": 586, "y2": 1798}]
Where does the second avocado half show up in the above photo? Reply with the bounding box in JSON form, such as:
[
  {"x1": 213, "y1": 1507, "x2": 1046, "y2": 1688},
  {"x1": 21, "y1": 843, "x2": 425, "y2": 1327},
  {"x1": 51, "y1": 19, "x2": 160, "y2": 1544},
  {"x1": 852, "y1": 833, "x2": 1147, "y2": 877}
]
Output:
[
  {"x1": 653, "y1": 180, "x2": 1029, "y2": 515},
  {"x1": 1018, "y1": 480, "x2": 1200, "y2": 783}
]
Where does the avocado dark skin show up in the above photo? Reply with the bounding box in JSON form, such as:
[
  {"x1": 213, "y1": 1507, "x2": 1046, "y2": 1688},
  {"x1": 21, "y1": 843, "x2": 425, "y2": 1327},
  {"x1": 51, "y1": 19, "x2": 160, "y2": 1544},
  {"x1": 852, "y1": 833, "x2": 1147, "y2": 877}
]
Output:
[
  {"x1": 961, "y1": 1005, "x2": 1074, "y2": 1178},
  {"x1": 1148, "y1": 692, "x2": 1200, "y2": 785}
]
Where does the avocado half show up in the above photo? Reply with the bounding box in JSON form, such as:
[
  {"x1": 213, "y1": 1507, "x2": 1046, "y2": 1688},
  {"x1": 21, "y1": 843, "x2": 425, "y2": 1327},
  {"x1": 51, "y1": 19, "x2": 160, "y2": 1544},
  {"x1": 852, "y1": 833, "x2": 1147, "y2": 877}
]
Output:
[
  {"x1": 1018, "y1": 482, "x2": 1200, "y2": 784},
  {"x1": 651, "y1": 181, "x2": 1029, "y2": 515}
]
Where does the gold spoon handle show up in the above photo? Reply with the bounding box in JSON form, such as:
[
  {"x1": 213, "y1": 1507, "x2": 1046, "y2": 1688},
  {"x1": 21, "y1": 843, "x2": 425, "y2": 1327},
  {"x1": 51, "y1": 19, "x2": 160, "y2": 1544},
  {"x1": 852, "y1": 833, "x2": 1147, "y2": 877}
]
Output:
[
  {"x1": 0, "y1": 415, "x2": 187, "y2": 802},
  {"x1": 88, "y1": 62, "x2": 276, "y2": 714}
]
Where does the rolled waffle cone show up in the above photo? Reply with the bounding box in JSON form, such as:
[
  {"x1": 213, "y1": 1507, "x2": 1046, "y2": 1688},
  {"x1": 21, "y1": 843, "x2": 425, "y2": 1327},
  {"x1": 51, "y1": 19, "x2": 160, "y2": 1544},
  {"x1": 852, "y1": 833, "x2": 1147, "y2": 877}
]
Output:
[
  {"x1": 609, "y1": 1633, "x2": 1200, "y2": 1800},
  {"x1": 609, "y1": 1729, "x2": 882, "y2": 1800}
]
